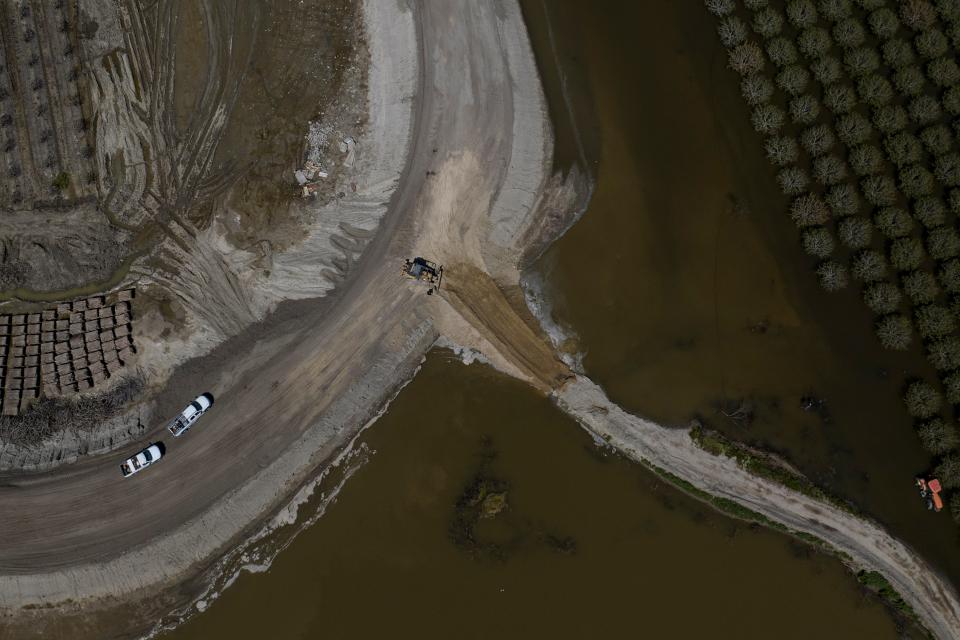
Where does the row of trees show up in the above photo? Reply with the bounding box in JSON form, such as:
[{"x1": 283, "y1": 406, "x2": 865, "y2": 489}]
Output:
[
  {"x1": 709, "y1": 0, "x2": 960, "y2": 31},
  {"x1": 708, "y1": 0, "x2": 960, "y2": 519}
]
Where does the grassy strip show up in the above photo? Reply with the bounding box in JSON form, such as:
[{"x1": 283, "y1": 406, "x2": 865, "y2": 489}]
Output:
[
  {"x1": 856, "y1": 570, "x2": 917, "y2": 618},
  {"x1": 690, "y1": 424, "x2": 857, "y2": 515},
  {"x1": 647, "y1": 463, "x2": 817, "y2": 541}
]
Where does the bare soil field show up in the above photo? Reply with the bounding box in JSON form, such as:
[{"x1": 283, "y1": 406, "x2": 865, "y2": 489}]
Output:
[{"x1": 1, "y1": 0, "x2": 374, "y2": 454}]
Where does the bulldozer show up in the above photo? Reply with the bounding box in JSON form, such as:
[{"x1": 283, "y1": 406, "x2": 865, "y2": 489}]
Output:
[{"x1": 402, "y1": 257, "x2": 443, "y2": 292}]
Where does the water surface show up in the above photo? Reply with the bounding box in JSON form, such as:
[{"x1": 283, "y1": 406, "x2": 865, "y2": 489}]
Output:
[
  {"x1": 155, "y1": 2, "x2": 934, "y2": 637},
  {"x1": 164, "y1": 353, "x2": 901, "y2": 639},
  {"x1": 526, "y1": 0, "x2": 960, "y2": 584}
]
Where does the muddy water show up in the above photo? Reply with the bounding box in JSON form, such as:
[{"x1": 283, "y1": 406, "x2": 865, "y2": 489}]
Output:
[
  {"x1": 525, "y1": 0, "x2": 960, "y2": 584},
  {"x1": 163, "y1": 353, "x2": 900, "y2": 639},
  {"x1": 150, "y1": 1, "x2": 937, "y2": 637}
]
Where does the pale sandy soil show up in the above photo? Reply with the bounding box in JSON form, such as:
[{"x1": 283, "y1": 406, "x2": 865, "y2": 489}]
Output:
[{"x1": 0, "y1": 1, "x2": 567, "y2": 635}]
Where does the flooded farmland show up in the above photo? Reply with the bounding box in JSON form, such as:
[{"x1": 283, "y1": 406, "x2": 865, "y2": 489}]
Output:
[
  {"x1": 525, "y1": 0, "x2": 960, "y2": 586},
  {"x1": 163, "y1": 353, "x2": 901, "y2": 640}
]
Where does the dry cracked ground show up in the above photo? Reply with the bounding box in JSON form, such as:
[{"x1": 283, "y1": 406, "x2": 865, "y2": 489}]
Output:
[{"x1": 2, "y1": 2, "x2": 960, "y2": 640}]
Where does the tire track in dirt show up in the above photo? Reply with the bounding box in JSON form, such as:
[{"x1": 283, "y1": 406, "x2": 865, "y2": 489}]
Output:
[{"x1": 0, "y1": 1, "x2": 545, "y2": 626}]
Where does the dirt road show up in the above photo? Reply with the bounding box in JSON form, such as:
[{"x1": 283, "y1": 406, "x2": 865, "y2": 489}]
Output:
[{"x1": 0, "y1": 0, "x2": 551, "y2": 615}]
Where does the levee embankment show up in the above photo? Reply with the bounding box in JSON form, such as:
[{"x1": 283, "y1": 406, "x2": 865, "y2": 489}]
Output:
[{"x1": 551, "y1": 379, "x2": 960, "y2": 639}]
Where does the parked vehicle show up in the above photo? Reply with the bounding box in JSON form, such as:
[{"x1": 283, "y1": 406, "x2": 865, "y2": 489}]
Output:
[
  {"x1": 401, "y1": 257, "x2": 443, "y2": 289},
  {"x1": 121, "y1": 443, "x2": 164, "y2": 477},
  {"x1": 916, "y1": 477, "x2": 944, "y2": 512},
  {"x1": 167, "y1": 392, "x2": 215, "y2": 437}
]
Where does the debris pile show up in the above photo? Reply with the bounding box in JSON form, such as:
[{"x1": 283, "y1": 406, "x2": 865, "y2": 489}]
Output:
[
  {"x1": 294, "y1": 122, "x2": 331, "y2": 197},
  {"x1": 295, "y1": 121, "x2": 358, "y2": 198},
  {"x1": 294, "y1": 161, "x2": 328, "y2": 198},
  {"x1": 305, "y1": 121, "x2": 331, "y2": 166}
]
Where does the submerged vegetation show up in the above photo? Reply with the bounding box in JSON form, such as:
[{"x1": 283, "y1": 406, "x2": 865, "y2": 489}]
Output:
[
  {"x1": 856, "y1": 570, "x2": 916, "y2": 617},
  {"x1": 448, "y1": 437, "x2": 576, "y2": 561},
  {"x1": 707, "y1": 0, "x2": 960, "y2": 527}
]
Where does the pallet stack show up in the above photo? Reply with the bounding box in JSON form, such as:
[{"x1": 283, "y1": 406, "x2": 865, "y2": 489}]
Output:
[{"x1": 1, "y1": 288, "x2": 136, "y2": 415}]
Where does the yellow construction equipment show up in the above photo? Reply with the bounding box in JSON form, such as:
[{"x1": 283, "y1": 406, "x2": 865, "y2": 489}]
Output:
[{"x1": 402, "y1": 257, "x2": 443, "y2": 291}]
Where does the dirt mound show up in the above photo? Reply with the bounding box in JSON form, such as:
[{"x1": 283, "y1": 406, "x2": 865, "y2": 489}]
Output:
[{"x1": 0, "y1": 203, "x2": 129, "y2": 295}]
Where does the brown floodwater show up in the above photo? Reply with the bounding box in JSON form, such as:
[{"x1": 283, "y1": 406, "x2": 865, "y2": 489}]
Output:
[
  {"x1": 525, "y1": 0, "x2": 960, "y2": 587},
  {"x1": 163, "y1": 353, "x2": 902, "y2": 640},
  {"x1": 138, "y1": 0, "x2": 945, "y2": 637}
]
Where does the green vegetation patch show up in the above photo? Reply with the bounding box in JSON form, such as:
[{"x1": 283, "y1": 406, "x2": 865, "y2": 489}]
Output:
[
  {"x1": 690, "y1": 424, "x2": 857, "y2": 515},
  {"x1": 645, "y1": 459, "x2": 846, "y2": 561},
  {"x1": 646, "y1": 462, "x2": 790, "y2": 534},
  {"x1": 856, "y1": 570, "x2": 916, "y2": 618},
  {"x1": 51, "y1": 171, "x2": 70, "y2": 191}
]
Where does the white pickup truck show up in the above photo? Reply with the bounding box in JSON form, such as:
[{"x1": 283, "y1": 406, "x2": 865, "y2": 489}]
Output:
[
  {"x1": 121, "y1": 443, "x2": 164, "y2": 477},
  {"x1": 167, "y1": 393, "x2": 215, "y2": 437}
]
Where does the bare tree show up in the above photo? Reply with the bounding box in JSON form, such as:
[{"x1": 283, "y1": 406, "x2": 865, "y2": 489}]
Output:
[
  {"x1": 718, "y1": 16, "x2": 748, "y2": 47},
  {"x1": 916, "y1": 29, "x2": 949, "y2": 58},
  {"x1": 765, "y1": 136, "x2": 800, "y2": 165},
  {"x1": 875, "y1": 206, "x2": 915, "y2": 238},
  {"x1": 869, "y1": 8, "x2": 901, "y2": 39},
  {"x1": 890, "y1": 236, "x2": 926, "y2": 271},
  {"x1": 902, "y1": 1, "x2": 939, "y2": 31},
  {"x1": 904, "y1": 379, "x2": 942, "y2": 418},
  {"x1": 876, "y1": 313, "x2": 913, "y2": 349},
  {"x1": 863, "y1": 280, "x2": 902, "y2": 313},
  {"x1": 883, "y1": 39, "x2": 917, "y2": 68},
  {"x1": 852, "y1": 249, "x2": 888, "y2": 282},
  {"x1": 838, "y1": 215, "x2": 873, "y2": 247},
  {"x1": 817, "y1": 260, "x2": 850, "y2": 291},
  {"x1": 833, "y1": 17, "x2": 866, "y2": 48},
  {"x1": 753, "y1": 8, "x2": 785, "y2": 39},
  {"x1": 705, "y1": 0, "x2": 736, "y2": 17},
  {"x1": 819, "y1": 0, "x2": 852, "y2": 22}
]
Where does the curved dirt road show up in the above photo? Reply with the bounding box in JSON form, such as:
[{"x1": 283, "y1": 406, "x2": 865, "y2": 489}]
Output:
[
  {"x1": 0, "y1": 0, "x2": 539, "y2": 602},
  {"x1": 3, "y1": 1, "x2": 960, "y2": 639}
]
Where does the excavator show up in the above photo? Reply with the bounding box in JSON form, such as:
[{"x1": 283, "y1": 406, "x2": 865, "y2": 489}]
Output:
[{"x1": 916, "y1": 477, "x2": 944, "y2": 512}]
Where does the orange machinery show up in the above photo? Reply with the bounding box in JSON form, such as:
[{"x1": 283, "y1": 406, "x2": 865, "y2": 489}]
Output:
[{"x1": 916, "y1": 477, "x2": 944, "y2": 512}]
